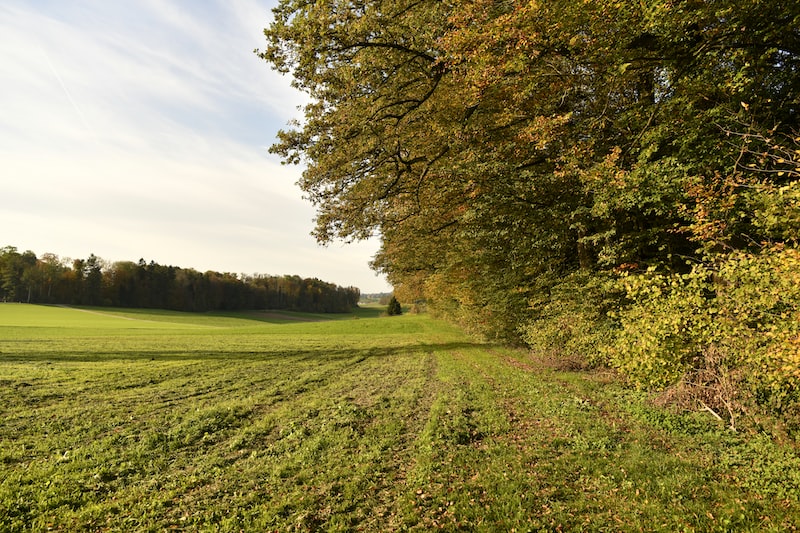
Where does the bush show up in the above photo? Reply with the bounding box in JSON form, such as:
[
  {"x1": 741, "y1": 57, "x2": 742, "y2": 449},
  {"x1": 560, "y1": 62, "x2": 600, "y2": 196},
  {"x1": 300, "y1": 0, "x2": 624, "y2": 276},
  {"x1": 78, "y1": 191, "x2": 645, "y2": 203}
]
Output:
[
  {"x1": 605, "y1": 245, "x2": 800, "y2": 422},
  {"x1": 603, "y1": 265, "x2": 716, "y2": 389},
  {"x1": 519, "y1": 271, "x2": 618, "y2": 368}
]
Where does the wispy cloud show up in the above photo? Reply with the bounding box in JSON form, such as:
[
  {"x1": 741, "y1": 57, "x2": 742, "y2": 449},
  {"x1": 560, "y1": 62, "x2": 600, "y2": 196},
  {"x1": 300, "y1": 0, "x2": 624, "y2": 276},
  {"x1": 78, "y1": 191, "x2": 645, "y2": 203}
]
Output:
[{"x1": 0, "y1": 1, "x2": 388, "y2": 292}]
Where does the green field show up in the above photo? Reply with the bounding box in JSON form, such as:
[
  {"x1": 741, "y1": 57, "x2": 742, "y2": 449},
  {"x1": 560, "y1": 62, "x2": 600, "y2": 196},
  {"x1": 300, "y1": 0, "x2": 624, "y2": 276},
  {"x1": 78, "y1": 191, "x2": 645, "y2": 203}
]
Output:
[{"x1": 1, "y1": 303, "x2": 799, "y2": 531}]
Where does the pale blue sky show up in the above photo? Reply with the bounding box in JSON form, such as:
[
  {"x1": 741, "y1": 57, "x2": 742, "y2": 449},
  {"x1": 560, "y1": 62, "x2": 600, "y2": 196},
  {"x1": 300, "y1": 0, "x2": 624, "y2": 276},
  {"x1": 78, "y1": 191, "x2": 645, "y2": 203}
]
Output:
[{"x1": 0, "y1": 0, "x2": 391, "y2": 293}]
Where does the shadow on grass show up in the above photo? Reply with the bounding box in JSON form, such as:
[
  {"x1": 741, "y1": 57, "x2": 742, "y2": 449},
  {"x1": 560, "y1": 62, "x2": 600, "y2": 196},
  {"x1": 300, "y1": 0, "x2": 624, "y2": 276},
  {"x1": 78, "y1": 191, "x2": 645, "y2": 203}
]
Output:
[
  {"x1": 66, "y1": 305, "x2": 386, "y2": 324},
  {"x1": 0, "y1": 341, "x2": 490, "y2": 363},
  {"x1": 221, "y1": 305, "x2": 385, "y2": 323}
]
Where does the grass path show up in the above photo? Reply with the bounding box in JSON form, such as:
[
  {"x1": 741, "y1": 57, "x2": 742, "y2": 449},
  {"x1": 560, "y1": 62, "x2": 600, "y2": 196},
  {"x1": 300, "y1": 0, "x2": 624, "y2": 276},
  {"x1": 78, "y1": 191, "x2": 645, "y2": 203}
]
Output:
[{"x1": 1, "y1": 304, "x2": 799, "y2": 531}]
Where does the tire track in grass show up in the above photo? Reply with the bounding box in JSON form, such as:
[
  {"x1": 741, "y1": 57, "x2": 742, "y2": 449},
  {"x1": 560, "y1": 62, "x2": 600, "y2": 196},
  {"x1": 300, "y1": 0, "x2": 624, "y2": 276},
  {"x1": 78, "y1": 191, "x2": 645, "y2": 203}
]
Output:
[
  {"x1": 71, "y1": 343, "x2": 438, "y2": 531},
  {"x1": 399, "y1": 345, "x2": 508, "y2": 530},
  {"x1": 6, "y1": 314, "x2": 799, "y2": 530},
  {"x1": 340, "y1": 348, "x2": 441, "y2": 530},
  {"x1": 1, "y1": 348, "x2": 381, "y2": 531},
  {"x1": 234, "y1": 347, "x2": 440, "y2": 531},
  {"x1": 458, "y1": 347, "x2": 793, "y2": 532},
  {"x1": 399, "y1": 345, "x2": 709, "y2": 531},
  {"x1": 460, "y1": 348, "x2": 675, "y2": 529}
]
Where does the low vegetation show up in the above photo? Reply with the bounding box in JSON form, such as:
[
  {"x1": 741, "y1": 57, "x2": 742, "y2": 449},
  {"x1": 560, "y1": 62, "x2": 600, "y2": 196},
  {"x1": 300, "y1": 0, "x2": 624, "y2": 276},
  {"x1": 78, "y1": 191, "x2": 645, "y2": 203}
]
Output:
[{"x1": 2, "y1": 304, "x2": 799, "y2": 531}]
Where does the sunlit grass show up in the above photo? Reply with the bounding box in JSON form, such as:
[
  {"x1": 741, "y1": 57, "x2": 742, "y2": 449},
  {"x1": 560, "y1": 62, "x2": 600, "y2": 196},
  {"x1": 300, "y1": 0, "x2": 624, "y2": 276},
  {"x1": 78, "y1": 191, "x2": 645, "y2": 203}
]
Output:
[{"x1": 1, "y1": 304, "x2": 798, "y2": 531}]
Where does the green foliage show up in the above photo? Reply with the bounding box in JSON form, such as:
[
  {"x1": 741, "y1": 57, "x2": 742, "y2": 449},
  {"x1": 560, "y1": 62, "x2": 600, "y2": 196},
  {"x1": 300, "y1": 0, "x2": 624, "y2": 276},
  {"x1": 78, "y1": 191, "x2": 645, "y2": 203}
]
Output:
[
  {"x1": 749, "y1": 180, "x2": 800, "y2": 243},
  {"x1": 605, "y1": 266, "x2": 718, "y2": 389},
  {"x1": 520, "y1": 271, "x2": 619, "y2": 365},
  {"x1": 0, "y1": 246, "x2": 37, "y2": 303},
  {"x1": 607, "y1": 245, "x2": 800, "y2": 418}
]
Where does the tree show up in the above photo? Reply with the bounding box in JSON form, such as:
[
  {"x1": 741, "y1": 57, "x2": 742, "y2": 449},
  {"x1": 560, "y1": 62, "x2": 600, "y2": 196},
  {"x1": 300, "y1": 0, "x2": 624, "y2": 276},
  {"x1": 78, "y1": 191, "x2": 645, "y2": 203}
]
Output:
[
  {"x1": 0, "y1": 247, "x2": 39, "y2": 302},
  {"x1": 0, "y1": 246, "x2": 361, "y2": 314},
  {"x1": 38, "y1": 253, "x2": 67, "y2": 303},
  {"x1": 84, "y1": 254, "x2": 104, "y2": 306},
  {"x1": 387, "y1": 296, "x2": 402, "y2": 316}
]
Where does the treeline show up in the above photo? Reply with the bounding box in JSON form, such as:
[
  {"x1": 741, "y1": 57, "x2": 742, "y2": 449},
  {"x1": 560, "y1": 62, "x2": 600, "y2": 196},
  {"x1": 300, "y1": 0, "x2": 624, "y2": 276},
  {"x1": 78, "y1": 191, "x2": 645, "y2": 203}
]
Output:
[
  {"x1": 261, "y1": 0, "x2": 800, "y2": 424},
  {"x1": 0, "y1": 247, "x2": 360, "y2": 313}
]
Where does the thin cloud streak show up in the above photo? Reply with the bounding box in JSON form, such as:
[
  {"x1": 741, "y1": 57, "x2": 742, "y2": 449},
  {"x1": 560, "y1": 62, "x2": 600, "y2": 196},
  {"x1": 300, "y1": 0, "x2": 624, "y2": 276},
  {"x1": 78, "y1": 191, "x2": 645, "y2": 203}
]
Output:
[{"x1": 39, "y1": 44, "x2": 95, "y2": 141}]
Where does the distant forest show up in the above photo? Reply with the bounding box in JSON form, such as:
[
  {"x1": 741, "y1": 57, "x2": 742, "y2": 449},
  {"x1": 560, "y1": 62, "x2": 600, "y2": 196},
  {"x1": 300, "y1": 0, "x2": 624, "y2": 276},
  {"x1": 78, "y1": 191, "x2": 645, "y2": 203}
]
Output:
[{"x1": 0, "y1": 246, "x2": 360, "y2": 313}]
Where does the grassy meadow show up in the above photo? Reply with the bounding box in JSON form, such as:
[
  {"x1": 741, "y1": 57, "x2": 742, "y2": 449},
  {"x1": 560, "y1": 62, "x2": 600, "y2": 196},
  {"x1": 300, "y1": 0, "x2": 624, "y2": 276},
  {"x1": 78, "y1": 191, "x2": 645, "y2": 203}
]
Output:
[{"x1": 1, "y1": 303, "x2": 799, "y2": 531}]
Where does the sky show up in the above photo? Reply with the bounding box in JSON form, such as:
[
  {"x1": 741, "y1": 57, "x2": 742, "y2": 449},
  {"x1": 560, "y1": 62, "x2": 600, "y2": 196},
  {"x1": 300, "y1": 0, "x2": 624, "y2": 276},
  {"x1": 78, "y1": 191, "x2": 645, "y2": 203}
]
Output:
[{"x1": 0, "y1": 0, "x2": 392, "y2": 294}]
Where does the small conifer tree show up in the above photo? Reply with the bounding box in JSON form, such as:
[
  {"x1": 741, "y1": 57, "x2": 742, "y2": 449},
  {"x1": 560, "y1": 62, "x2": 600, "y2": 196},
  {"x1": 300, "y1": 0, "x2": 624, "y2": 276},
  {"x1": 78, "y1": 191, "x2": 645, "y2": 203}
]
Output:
[{"x1": 387, "y1": 296, "x2": 402, "y2": 316}]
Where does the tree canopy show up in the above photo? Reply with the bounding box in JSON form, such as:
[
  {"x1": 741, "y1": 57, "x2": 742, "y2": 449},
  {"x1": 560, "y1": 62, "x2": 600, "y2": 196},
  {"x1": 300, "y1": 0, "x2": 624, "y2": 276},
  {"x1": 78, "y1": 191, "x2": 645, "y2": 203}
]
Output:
[
  {"x1": 0, "y1": 247, "x2": 360, "y2": 313},
  {"x1": 260, "y1": 1, "x2": 800, "y2": 417}
]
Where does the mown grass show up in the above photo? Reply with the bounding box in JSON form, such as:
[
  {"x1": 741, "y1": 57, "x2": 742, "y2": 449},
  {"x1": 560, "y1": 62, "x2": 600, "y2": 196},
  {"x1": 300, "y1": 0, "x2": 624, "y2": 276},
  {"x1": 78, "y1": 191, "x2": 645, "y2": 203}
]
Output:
[{"x1": 1, "y1": 303, "x2": 799, "y2": 531}]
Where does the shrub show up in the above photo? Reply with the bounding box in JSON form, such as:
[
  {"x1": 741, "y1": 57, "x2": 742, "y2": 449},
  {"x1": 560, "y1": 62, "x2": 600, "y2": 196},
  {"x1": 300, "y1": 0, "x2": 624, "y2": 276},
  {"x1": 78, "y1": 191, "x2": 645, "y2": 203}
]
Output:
[
  {"x1": 387, "y1": 296, "x2": 402, "y2": 316},
  {"x1": 519, "y1": 271, "x2": 618, "y2": 367},
  {"x1": 606, "y1": 245, "x2": 800, "y2": 421}
]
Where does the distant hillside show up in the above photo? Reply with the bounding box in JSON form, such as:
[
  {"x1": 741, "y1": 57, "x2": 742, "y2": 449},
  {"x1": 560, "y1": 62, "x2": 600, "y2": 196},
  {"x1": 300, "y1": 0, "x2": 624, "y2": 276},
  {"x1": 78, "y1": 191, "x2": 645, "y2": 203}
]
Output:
[{"x1": 359, "y1": 292, "x2": 392, "y2": 304}]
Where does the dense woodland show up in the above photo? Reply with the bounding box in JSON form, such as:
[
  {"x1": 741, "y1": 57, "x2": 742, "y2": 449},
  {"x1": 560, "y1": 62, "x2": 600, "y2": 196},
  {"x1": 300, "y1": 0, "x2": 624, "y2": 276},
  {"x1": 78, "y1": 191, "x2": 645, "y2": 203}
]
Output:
[
  {"x1": 0, "y1": 247, "x2": 360, "y2": 313},
  {"x1": 261, "y1": 0, "x2": 800, "y2": 423}
]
